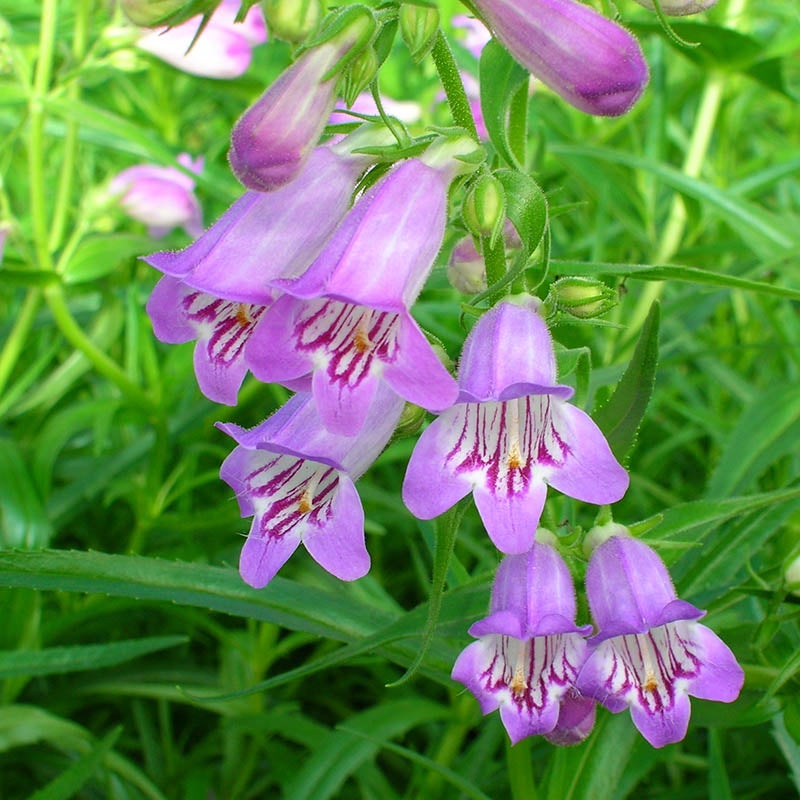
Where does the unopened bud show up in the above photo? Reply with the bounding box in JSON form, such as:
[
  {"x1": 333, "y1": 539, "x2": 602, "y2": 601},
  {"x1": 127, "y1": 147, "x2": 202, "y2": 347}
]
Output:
[
  {"x1": 343, "y1": 48, "x2": 379, "y2": 107},
  {"x1": 262, "y1": 0, "x2": 323, "y2": 42},
  {"x1": 394, "y1": 401, "x2": 428, "y2": 437},
  {"x1": 399, "y1": 3, "x2": 440, "y2": 62},
  {"x1": 633, "y1": 0, "x2": 717, "y2": 15},
  {"x1": 462, "y1": 174, "x2": 506, "y2": 246},
  {"x1": 447, "y1": 236, "x2": 487, "y2": 295},
  {"x1": 121, "y1": 0, "x2": 215, "y2": 27},
  {"x1": 549, "y1": 277, "x2": 617, "y2": 320}
]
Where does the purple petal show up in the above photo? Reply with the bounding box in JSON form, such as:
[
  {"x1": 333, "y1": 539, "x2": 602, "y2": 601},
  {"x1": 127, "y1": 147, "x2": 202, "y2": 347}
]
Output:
[
  {"x1": 586, "y1": 537, "x2": 703, "y2": 636},
  {"x1": 452, "y1": 640, "x2": 503, "y2": 716},
  {"x1": 402, "y1": 410, "x2": 474, "y2": 519},
  {"x1": 546, "y1": 404, "x2": 629, "y2": 504},
  {"x1": 246, "y1": 295, "x2": 313, "y2": 385},
  {"x1": 303, "y1": 475, "x2": 370, "y2": 580},
  {"x1": 382, "y1": 315, "x2": 458, "y2": 413},
  {"x1": 471, "y1": 0, "x2": 648, "y2": 117},
  {"x1": 193, "y1": 335, "x2": 248, "y2": 405},
  {"x1": 473, "y1": 480, "x2": 546, "y2": 554},
  {"x1": 312, "y1": 366, "x2": 379, "y2": 437},
  {"x1": 687, "y1": 624, "x2": 744, "y2": 703},
  {"x1": 544, "y1": 691, "x2": 596, "y2": 745},
  {"x1": 458, "y1": 302, "x2": 572, "y2": 402},
  {"x1": 144, "y1": 148, "x2": 365, "y2": 305},
  {"x1": 276, "y1": 159, "x2": 450, "y2": 310},
  {"x1": 630, "y1": 691, "x2": 691, "y2": 748},
  {"x1": 146, "y1": 276, "x2": 196, "y2": 343},
  {"x1": 239, "y1": 520, "x2": 300, "y2": 588}
]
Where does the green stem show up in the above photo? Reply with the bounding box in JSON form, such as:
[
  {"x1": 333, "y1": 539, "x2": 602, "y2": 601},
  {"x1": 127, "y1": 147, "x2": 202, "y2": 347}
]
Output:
[
  {"x1": 507, "y1": 737, "x2": 536, "y2": 800},
  {"x1": 0, "y1": 290, "x2": 42, "y2": 400},
  {"x1": 49, "y1": 0, "x2": 91, "y2": 252},
  {"x1": 44, "y1": 284, "x2": 156, "y2": 413},
  {"x1": 482, "y1": 233, "x2": 507, "y2": 291},
  {"x1": 431, "y1": 31, "x2": 479, "y2": 141},
  {"x1": 29, "y1": 0, "x2": 58, "y2": 271}
]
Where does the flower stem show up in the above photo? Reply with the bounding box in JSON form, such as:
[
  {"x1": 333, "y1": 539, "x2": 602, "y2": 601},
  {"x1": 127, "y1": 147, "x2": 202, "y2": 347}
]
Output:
[
  {"x1": 507, "y1": 736, "x2": 536, "y2": 800},
  {"x1": 0, "y1": 290, "x2": 42, "y2": 401},
  {"x1": 432, "y1": 31, "x2": 479, "y2": 141},
  {"x1": 43, "y1": 284, "x2": 156, "y2": 414}
]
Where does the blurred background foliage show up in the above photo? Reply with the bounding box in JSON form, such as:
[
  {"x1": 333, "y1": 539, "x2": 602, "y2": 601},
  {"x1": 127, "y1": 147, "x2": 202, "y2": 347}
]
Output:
[{"x1": 0, "y1": 0, "x2": 799, "y2": 797}]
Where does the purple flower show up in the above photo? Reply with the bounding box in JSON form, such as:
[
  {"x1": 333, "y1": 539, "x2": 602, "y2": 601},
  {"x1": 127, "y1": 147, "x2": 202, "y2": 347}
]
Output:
[
  {"x1": 218, "y1": 386, "x2": 404, "y2": 588},
  {"x1": 576, "y1": 535, "x2": 745, "y2": 748},
  {"x1": 144, "y1": 145, "x2": 372, "y2": 404},
  {"x1": 229, "y1": 12, "x2": 373, "y2": 191},
  {"x1": 245, "y1": 149, "x2": 468, "y2": 436},
  {"x1": 452, "y1": 543, "x2": 593, "y2": 744},
  {"x1": 403, "y1": 300, "x2": 628, "y2": 554},
  {"x1": 137, "y1": 0, "x2": 267, "y2": 79},
  {"x1": 470, "y1": 0, "x2": 648, "y2": 116},
  {"x1": 110, "y1": 153, "x2": 204, "y2": 238}
]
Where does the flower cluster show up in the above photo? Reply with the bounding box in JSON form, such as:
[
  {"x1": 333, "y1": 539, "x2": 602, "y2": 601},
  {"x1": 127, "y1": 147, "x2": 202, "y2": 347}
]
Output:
[
  {"x1": 453, "y1": 528, "x2": 744, "y2": 748},
  {"x1": 139, "y1": 0, "x2": 738, "y2": 753}
]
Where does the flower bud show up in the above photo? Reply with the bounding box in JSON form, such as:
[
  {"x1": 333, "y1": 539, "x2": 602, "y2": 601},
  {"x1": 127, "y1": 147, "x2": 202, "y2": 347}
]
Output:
[
  {"x1": 342, "y1": 48, "x2": 379, "y2": 107},
  {"x1": 583, "y1": 520, "x2": 630, "y2": 557},
  {"x1": 121, "y1": 0, "x2": 216, "y2": 27},
  {"x1": 548, "y1": 277, "x2": 617, "y2": 320},
  {"x1": 632, "y1": 0, "x2": 718, "y2": 15},
  {"x1": 447, "y1": 236, "x2": 486, "y2": 295},
  {"x1": 394, "y1": 401, "x2": 428, "y2": 437},
  {"x1": 399, "y1": 3, "x2": 440, "y2": 62},
  {"x1": 471, "y1": 0, "x2": 648, "y2": 116},
  {"x1": 462, "y1": 174, "x2": 506, "y2": 245},
  {"x1": 262, "y1": 0, "x2": 323, "y2": 42},
  {"x1": 230, "y1": 10, "x2": 374, "y2": 191}
]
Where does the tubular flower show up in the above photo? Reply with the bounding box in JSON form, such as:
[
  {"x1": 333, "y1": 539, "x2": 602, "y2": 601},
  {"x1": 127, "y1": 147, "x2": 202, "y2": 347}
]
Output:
[
  {"x1": 470, "y1": 0, "x2": 648, "y2": 116},
  {"x1": 218, "y1": 386, "x2": 404, "y2": 588},
  {"x1": 144, "y1": 144, "x2": 374, "y2": 405},
  {"x1": 452, "y1": 543, "x2": 593, "y2": 744},
  {"x1": 576, "y1": 535, "x2": 745, "y2": 748},
  {"x1": 245, "y1": 143, "x2": 474, "y2": 436},
  {"x1": 110, "y1": 153, "x2": 204, "y2": 239},
  {"x1": 229, "y1": 11, "x2": 374, "y2": 191},
  {"x1": 403, "y1": 299, "x2": 628, "y2": 554},
  {"x1": 137, "y1": 0, "x2": 267, "y2": 79}
]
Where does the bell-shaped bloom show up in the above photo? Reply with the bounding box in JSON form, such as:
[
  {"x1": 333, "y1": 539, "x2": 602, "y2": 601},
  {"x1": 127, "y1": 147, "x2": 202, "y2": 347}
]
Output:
[
  {"x1": 137, "y1": 0, "x2": 267, "y2": 79},
  {"x1": 246, "y1": 153, "x2": 465, "y2": 436},
  {"x1": 218, "y1": 386, "x2": 404, "y2": 588},
  {"x1": 632, "y1": 0, "x2": 717, "y2": 15},
  {"x1": 110, "y1": 153, "x2": 204, "y2": 238},
  {"x1": 403, "y1": 300, "x2": 628, "y2": 554},
  {"x1": 471, "y1": 0, "x2": 648, "y2": 116},
  {"x1": 229, "y1": 12, "x2": 373, "y2": 191},
  {"x1": 452, "y1": 543, "x2": 593, "y2": 744},
  {"x1": 576, "y1": 535, "x2": 745, "y2": 748},
  {"x1": 144, "y1": 145, "x2": 371, "y2": 404}
]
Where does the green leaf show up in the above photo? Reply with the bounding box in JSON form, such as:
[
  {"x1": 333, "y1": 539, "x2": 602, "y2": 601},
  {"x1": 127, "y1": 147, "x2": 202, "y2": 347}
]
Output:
[
  {"x1": 594, "y1": 302, "x2": 660, "y2": 461},
  {"x1": 708, "y1": 730, "x2": 734, "y2": 800},
  {"x1": 479, "y1": 41, "x2": 529, "y2": 170},
  {"x1": 706, "y1": 383, "x2": 800, "y2": 498},
  {"x1": 27, "y1": 727, "x2": 121, "y2": 800},
  {"x1": 0, "y1": 438, "x2": 53, "y2": 549},
  {"x1": 0, "y1": 636, "x2": 188, "y2": 678},
  {"x1": 63, "y1": 235, "x2": 154, "y2": 285},
  {"x1": 494, "y1": 169, "x2": 547, "y2": 258}
]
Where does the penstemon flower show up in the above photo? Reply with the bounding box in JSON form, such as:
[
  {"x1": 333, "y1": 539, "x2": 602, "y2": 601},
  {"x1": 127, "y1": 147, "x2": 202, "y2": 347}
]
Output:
[
  {"x1": 245, "y1": 139, "x2": 478, "y2": 436},
  {"x1": 110, "y1": 153, "x2": 204, "y2": 239},
  {"x1": 218, "y1": 386, "x2": 405, "y2": 588},
  {"x1": 144, "y1": 141, "x2": 380, "y2": 404},
  {"x1": 452, "y1": 540, "x2": 594, "y2": 744},
  {"x1": 137, "y1": 0, "x2": 267, "y2": 79},
  {"x1": 229, "y1": 9, "x2": 375, "y2": 191},
  {"x1": 470, "y1": 0, "x2": 649, "y2": 116},
  {"x1": 403, "y1": 299, "x2": 628, "y2": 554},
  {"x1": 576, "y1": 533, "x2": 744, "y2": 748}
]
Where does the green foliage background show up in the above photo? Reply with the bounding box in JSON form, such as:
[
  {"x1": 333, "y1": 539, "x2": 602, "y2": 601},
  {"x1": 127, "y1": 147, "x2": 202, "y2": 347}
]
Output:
[{"x1": 0, "y1": 0, "x2": 799, "y2": 797}]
